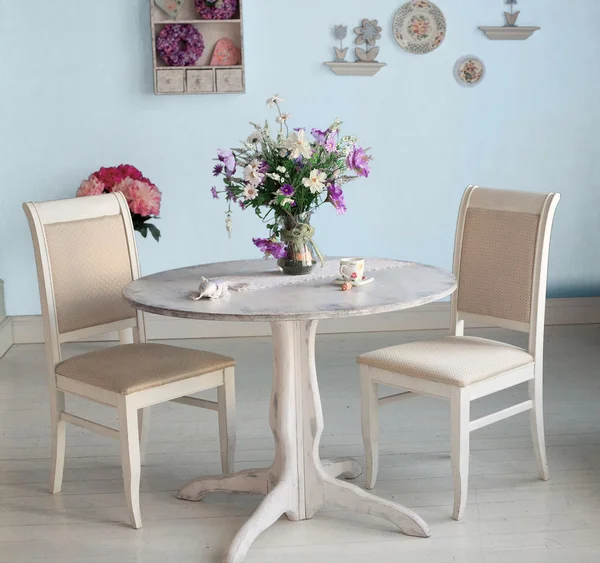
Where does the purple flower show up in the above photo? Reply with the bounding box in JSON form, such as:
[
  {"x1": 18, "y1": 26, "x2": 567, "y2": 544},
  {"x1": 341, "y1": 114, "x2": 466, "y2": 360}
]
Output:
[
  {"x1": 311, "y1": 128, "x2": 327, "y2": 143},
  {"x1": 217, "y1": 149, "x2": 236, "y2": 175},
  {"x1": 213, "y1": 164, "x2": 223, "y2": 176},
  {"x1": 211, "y1": 186, "x2": 219, "y2": 199},
  {"x1": 225, "y1": 186, "x2": 237, "y2": 202},
  {"x1": 280, "y1": 184, "x2": 295, "y2": 196},
  {"x1": 252, "y1": 238, "x2": 287, "y2": 259},
  {"x1": 327, "y1": 184, "x2": 347, "y2": 215},
  {"x1": 238, "y1": 200, "x2": 246, "y2": 210},
  {"x1": 346, "y1": 145, "x2": 371, "y2": 178},
  {"x1": 258, "y1": 161, "x2": 269, "y2": 174},
  {"x1": 324, "y1": 130, "x2": 338, "y2": 153}
]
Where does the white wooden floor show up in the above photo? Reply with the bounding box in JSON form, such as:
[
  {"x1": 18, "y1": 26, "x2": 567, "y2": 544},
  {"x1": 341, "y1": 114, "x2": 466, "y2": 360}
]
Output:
[{"x1": 1, "y1": 325, "x2": 600, "y2": 563}]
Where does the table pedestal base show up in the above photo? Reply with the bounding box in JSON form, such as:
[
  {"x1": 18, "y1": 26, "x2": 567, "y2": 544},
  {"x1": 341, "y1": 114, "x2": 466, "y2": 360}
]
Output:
[{"x1": 178, "y1": 321, "x2": 430, "y2": 563}]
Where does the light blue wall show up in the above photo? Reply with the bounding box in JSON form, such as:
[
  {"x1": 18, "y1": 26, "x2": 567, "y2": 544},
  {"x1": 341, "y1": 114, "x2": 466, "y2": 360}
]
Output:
[{"x1": 1, "y1": 0, "x2": 599, "y2": 315}]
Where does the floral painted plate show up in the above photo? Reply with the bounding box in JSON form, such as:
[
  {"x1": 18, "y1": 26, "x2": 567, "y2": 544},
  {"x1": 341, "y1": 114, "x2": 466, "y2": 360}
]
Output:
[
  {"x1": 454, "y1": 55, "x2": 485, "y2": 87},
  {"x1": 393, "y1": 0, "x2": 447, "y2": 55}
]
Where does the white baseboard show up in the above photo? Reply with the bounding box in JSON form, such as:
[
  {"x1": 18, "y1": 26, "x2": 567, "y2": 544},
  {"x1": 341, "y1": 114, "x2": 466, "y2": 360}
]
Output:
[
  {"x1": 7, "y1": 297, "x2": 600, "y2": 345},
  {"x1": 0, "y1": 317, "x2": 13, "y2": 357}
]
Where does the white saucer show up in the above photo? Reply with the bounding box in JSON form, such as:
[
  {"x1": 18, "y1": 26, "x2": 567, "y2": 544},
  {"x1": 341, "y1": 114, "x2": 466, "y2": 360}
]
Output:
[{"x1": 333, "y1": 277, "x2": 375, "y2": 287}]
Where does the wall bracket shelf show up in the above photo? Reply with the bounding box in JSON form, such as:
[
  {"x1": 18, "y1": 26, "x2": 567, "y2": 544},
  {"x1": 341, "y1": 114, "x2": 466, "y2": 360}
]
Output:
[
  {"x1": 324, "y1": 62, "x2": 386, "y2": 76},
  {"x1": 479, "y1": 26, "x2": 540, "y2": 40}
]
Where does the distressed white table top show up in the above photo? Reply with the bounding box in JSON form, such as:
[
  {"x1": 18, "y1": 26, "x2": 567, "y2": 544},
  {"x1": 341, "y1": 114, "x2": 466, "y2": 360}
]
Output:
[{"x1": 123, "y1": 258, "x2": 457, "y2": 322}]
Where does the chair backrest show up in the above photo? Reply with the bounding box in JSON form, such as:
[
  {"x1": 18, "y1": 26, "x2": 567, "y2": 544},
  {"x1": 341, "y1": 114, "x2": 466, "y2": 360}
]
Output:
[
  {"x1": 23, "y1": 192, "x2": 146, "y2": 369},
  {"x1": 451, "y1": 186, "x2": 560, "y2": 359}
]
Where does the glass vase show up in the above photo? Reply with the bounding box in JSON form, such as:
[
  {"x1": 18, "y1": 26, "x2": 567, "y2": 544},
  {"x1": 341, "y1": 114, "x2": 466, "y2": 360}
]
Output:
[{"x1": 277, "y1": 213, "x2": 319, "y2": 276}]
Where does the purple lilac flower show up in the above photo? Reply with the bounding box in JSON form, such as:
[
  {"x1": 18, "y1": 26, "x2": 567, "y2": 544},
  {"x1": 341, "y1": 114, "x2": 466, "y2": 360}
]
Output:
[
  {"x1": 280, "y1": 184, "x2": 295, "y2": 196},
  {"x1": 252, "y1": 238, "x2": 287, "y2": 259},
  {"x1": 258, "y1": 161, "x2": 269, "y2": 174},
  {"x1": 346, "y1": 145, "x2": 371, "y2": 178},
  {"x1": 327, "y1": 184, "x2": 347, "y2": 215},
  {"x1": 324, "y1": 130, "x2": 338, "y2": 153},
  {"x1": 213, "y1": 164, "x2": 223, "y2": 176},
  {"x1": 217, "y1": 149, "x2": 236, "y2": 175},
  {"x1": 211, "y1": 186, "x2": 219, "y2": 199},
  {"x1": 311, "y1": 128, "x2": 327, "y2": 143},
  {"x1": 238, "y1": 200, "x2": 246, "y2": 210}
]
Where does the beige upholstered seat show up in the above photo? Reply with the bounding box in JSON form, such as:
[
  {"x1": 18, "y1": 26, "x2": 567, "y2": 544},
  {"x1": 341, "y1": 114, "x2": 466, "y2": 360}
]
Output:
[
  {"x1": 358, "y1": 336, "x2": 533, "y2": 388},
  {"x1": 56, "y1": 343, "x2": 235, "y2": 395}
]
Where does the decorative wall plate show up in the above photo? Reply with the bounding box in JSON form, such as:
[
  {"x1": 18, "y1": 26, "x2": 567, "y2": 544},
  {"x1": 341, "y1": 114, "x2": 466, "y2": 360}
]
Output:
[
  {"x1": 454, "y1": 56, "x2": 485, "y2": 87},
  {"x1": 393, "y1": 0, "x2": 446, "y2": 55}
]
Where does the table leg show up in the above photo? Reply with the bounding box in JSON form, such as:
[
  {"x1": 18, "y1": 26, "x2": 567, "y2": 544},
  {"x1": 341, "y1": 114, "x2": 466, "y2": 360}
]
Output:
[{"x1": 178, "y1": 320, "x2": 430, "y2": 563}]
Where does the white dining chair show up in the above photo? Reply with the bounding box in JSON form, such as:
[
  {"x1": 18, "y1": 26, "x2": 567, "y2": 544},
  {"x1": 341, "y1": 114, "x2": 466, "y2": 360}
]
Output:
[
  {"x1": 23, "y1": 192, "x2": 236, "y2": 529},
  {"x1": 358, "y1": 185, "x2": 560, "y2": 520}
]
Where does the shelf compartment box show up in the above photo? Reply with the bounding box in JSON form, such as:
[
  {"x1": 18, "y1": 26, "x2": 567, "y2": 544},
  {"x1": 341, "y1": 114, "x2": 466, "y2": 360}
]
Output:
[
  {"x1": 156, "y1": 69, "x2": 185, "y2": 93},
  {"x1": 187, "y1": 69, "x2": 214, "y2": 93},
  {"x1": 154, "y1": 22, "x2": 242, "y2": 69},
  {"x1": 216, "y1": 68, "x2": 243, "y2": 92},
  {"x1": 151, "y1": 1, "x2": 241, "y2": 23}
]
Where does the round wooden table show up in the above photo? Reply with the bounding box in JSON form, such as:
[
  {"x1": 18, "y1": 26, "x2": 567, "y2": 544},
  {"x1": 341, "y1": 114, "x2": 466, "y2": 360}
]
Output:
[{"x1": 123, "y1": 259, "x2": 457, "y2": 563}]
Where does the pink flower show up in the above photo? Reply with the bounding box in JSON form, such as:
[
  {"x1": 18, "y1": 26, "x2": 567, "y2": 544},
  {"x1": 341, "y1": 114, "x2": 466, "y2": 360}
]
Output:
[
  {"x1": 76, "y1": 175, "x2": 106, "y2": 197},
  {"x1": 94, "y1": 166, "x2": 125, "y2": 189},
  {"x1": 129, "y1": 181, "x2": 162, "y2": 217},
  {"x1": 112, "y1": 177, "x2": 136, "y2": 201},
  {"x1": 117, "y1": 164, "x2": 143, "y2": 181}
]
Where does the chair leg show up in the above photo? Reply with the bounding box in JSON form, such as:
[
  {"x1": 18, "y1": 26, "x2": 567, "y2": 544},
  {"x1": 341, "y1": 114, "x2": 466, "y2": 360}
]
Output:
[
  {"x1": 529, "y1": 376, "x2": 550, "y2": 481},
  {"x1": 137, "y1": 407, "x2": 151, "y2": 466},
  {"x1": 217, "y1": 367, "x2": 236, "y2": 474},
  {"x1": 118, "y1": 397, "x2": 142, "y2": 529},
  {"x1": 360, "y1": 368, "x2": 379, "y2": 490},
  {"x1": 450, "y1": 388, "x2": 470, "y2": 521},
  {"x1": 50, "y1": 390, "x2": 66, "y2": 494}
]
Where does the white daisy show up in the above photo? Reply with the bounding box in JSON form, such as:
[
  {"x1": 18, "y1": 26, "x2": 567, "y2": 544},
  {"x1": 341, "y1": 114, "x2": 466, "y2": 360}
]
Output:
[
  {"x1": 247, "y1": 131, "x2": 262, "y2": 144},
  {"x1": 266, "y1": 94, "x2": 284, "y2": 108},
  {"x1": 244, "y1": 159, "x2": 265, "y2": 187},
  {"x1": 276, "y1": 112, "x2": 291, "y2": 124},
  {"x1": 302, "y1": 169, "x2": 327, "y2": 194},
  {"x1": 243, "y1": 185, "x2": 258, "y2": 200},
  {"x1": 283, "y1": 129, "x2": 312, "y2": 160},
  {"x1": 279, "y1": 149, "x2": 288, "y2": 157}
]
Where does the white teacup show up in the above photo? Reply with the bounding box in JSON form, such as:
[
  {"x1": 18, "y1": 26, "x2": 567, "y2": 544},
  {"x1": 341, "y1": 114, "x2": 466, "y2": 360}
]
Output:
[{"x1": 340, "y1": 257, "x2": 365, "y2": 283}]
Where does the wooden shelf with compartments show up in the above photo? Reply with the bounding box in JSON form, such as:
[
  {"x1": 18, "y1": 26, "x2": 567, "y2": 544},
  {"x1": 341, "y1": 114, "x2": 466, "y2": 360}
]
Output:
[{"x1": 150, "y1": 0, "x2": 245, "y2": 95}]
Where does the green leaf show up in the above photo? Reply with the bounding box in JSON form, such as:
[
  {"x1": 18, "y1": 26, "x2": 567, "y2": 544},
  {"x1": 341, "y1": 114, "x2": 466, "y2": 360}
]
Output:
[
  {"x1": 147, "y1": 223, "x2": 161, "y2": 242},
  {"x1": 138, "y1": 224, "x2": 148, "y2": 238}
]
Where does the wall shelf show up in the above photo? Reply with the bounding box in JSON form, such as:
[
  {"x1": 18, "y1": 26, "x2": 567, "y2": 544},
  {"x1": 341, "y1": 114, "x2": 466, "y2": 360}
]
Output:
[
  {"x1": 324, "y1": 62, "x2": 386, "y2": 76},
  {"x1": 150, "y1": 0, "x2": 245, "y2": 95},
  {"x1": 479, "y1": 26, "x2": 540, "y2": 40}
]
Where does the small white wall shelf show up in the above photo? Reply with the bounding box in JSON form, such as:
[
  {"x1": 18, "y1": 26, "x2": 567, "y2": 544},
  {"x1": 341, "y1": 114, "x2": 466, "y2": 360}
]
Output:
[
  {"x1": 150, "y1": 0, "x2": 245, "y2": 95},
  {"x1": 479, "y1": 26, "x2": 540, "y2": 40},
  {"x1": 324, "y1": 62, "x2": 386, "y2": 76}
]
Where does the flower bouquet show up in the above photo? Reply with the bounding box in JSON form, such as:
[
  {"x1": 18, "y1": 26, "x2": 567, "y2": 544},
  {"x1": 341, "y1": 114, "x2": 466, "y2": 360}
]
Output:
[
  {"x1": 76, "y1": 165, "x2": 162, "y2": 241},
  {"x1": 211, "y1": 94, "x2": 371, "y2": 275}
]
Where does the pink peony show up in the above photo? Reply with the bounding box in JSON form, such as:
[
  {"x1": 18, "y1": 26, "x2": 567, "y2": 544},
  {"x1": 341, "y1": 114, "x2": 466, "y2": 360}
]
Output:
[
  {"x1": 76, "y1": 175, "x2": 106, "y2": 197},
  {"x1": 112, "y1": 177, "x2": 136, "y2": 201},
  {"x1": 117, "y1": 164, "x2": 143, "y2": 181},
  {"x1": 94, "y1": 166, "x2": 125, "y2": 189},
  {"x1": 129, "y1": 181, "x2": 162, "y2": 217}
]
